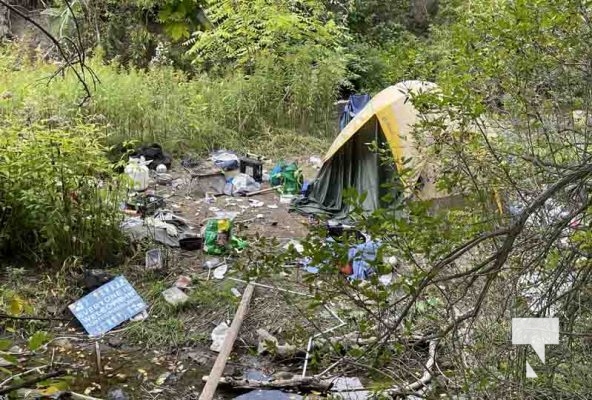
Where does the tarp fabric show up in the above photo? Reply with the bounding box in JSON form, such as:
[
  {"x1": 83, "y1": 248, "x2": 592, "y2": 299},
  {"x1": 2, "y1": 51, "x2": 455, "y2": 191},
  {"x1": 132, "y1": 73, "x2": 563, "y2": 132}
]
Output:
[
  {"x1": 293, "y1": 117, "x2": 396, "y2": 219},
  {"x1": 339, "y1": 94, "x2": 371, "y2": 131}
]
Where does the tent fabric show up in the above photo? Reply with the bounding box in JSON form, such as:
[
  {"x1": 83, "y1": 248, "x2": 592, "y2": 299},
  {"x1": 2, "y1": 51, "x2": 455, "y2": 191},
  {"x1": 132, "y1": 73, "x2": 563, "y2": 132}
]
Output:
[
  {"x1": 293, "y1": 81, "x2": 444, "y2": 218},
  {"x1": 293, "y1": 117, "x2": 396, "y2": 219},
  {"x1": 339, "y1": 94, "x2": 371, "y2": 131}
]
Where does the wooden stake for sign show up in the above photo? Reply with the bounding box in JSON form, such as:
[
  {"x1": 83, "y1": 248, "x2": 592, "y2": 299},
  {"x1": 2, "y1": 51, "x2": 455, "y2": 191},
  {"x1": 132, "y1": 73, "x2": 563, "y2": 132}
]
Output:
[{"x1": 198, "y1": 283, "x2": 255, "y2": 400}]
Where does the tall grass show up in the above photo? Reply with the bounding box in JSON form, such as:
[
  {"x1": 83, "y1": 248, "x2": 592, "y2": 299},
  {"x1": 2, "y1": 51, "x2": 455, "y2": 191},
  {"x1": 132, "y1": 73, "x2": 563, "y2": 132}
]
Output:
[{"x1": 0, "y1": 44, "x2": 343, "y2": 157}]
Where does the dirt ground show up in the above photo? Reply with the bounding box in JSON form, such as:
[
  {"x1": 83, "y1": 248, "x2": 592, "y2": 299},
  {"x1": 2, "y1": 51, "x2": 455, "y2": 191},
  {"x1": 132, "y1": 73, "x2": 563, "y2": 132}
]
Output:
[{"x1": 0, "y1": 160, "x2": 345, "y2": 399}]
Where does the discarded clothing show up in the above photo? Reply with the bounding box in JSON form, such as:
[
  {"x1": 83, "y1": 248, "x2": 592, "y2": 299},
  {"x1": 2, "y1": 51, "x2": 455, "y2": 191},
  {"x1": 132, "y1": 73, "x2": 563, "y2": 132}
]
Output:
[
  {"x1": 121, "y1": 217, "x2": 182, "y2": 247},
  {"x1": 347, "y1": 241, "x2": 380, "y2": 281},
  {"x1": 131, "y1": 143, "x2": 172, "y2": 170}
]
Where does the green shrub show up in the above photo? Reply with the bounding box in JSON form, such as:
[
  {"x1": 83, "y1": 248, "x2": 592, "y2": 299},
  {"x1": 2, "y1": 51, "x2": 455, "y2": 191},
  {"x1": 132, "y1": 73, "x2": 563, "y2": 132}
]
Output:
[
  {"x1": 0, "y1": 43, "x2": 339, "y2": 156},
  {"x1": 0, "y1": 119, "x2": 125, "y2": 266}
]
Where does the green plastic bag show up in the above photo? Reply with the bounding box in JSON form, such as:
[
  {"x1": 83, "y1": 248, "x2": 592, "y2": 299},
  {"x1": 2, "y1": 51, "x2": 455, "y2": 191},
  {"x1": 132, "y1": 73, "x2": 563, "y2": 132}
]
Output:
[
  {"x1": 203, "y1": 218, "x2": 248, "y2": 255},
  {"x1": 270, "y1": 161, "x2": 302, "y2": 195}
]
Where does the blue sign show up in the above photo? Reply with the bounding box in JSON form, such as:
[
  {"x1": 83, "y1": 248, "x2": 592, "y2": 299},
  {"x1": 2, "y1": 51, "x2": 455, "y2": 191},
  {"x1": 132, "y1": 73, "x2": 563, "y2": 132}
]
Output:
[{"x1": 68, "y1": 276, "x2": 147, "y2": 337}]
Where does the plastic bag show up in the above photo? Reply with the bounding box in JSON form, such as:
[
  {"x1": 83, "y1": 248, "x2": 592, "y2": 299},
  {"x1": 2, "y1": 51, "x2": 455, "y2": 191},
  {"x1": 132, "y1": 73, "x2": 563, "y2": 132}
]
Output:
[
  {"x1": 212, "y1": 150, "x2": 239, "y2": 171},
  {"x1": 231, "y1": 173, "x2": 261, "y2": 195}
]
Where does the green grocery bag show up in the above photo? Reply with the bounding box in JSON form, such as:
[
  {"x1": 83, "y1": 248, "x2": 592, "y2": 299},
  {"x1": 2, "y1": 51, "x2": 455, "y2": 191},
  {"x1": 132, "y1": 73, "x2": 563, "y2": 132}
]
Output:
[{"x1": 203, "y1": 218, "x2": 248, "y2": 255}]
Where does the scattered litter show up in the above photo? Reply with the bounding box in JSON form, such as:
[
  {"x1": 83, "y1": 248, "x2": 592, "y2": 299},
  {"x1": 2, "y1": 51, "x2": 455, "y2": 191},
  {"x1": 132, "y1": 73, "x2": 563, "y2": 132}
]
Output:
[
  {"x1": 210, "y1": 322, "x2": 230, "y2": 352},
  {"x1": 156, "y1": 164, "x2": 168, "y2": 173},
  {"x1": 131, "y1": 143, "x2": 171, "y2": 170},
  {"x1": 228, "y1": 173, "x2": 261, "y2": 196},
  {"x1": 146, "y1": 249, "x2": 163, "y2": 270},
  {"x1": 256, "y1": 214, "x2": 264, "y2": 219},
  {"x1": 209, "y1": 207, "x2": 221, "y2": 212},
  {"x1": 213, "y1": 264, "x2": 228, "y2": 280},
  {"x1": 309, "y1": 156, "x2": 322, "y2": 169},
  {"x1": 280, "y1": 194, "x2": 295, "y2": 204},
  {"x1": 162, "y1": 287, "x2": 189, "y2": 306},
  {"x1": 214, "y1": 211, "x2": 240, "y2": 220},
  {"x1": 249, "y1": 199, "x2": 264, "y2": 208},
  {"x1": 130, "y1": 310, "x2": 149, "y2": 322},
  {"x1": 267, "y1": 204, "x2": 278, "y2": 209},
  {"x1": 145, "y1": 217, "x2": 179, "y2": 237},
  {"x1": 205, "y1": 258, "x2": 222, "y2": 269},
  {"x1": 257, "y1": 329, "x2": 297, "y2": 356},
  {"x1": 347, "y1": 241, "x2": 380, "y2": 281},
  {"x1": 124, "y1": 156, "x2": 150, "y2": 191},
  {"x1": 155, "y1": 372, "x2": 171, "y2": 386},
  {"x1": 283, "y1": 240, "x2": 304, "y2": 253},
  {"x1": 203, "y1": 217, "x2": 247, "y2": 255},
  {"x1": 212, "y1": 150, "x2": 240, "y2": 171},
  {"x1": 231, "y1": 288, "x2": 242, "y2": 297},
  {"x1": 303, "y1": 266, "x2": 319, "y2": 274},
  {"x1": 156, "y1": 173, "x2": 173, "y2": 185},
  {"x1": 69, "y1": 276, "x2": 147, "y2": 336},
  {"x1": 379, "y1": 274, "x2": 394, "y2": 286},
  {"x1": 330, "y1": 377, "x2": 369, "y2": 400},
  {"x1": 175, "y1": 275, "x2": 192, "y2": 289},
  {"x1": 239, "y1": 156, "x2": 264, "y2": 182},
  {"x1": 205, "y1": 192, "x2": 216, "y2": 204}
]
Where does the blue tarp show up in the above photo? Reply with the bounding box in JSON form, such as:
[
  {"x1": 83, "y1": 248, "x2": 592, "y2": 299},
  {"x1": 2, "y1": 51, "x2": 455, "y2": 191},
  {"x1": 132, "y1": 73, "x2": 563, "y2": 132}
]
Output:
[{"x1": 339, "y1": 94, "x2": 371, "y2": 131}]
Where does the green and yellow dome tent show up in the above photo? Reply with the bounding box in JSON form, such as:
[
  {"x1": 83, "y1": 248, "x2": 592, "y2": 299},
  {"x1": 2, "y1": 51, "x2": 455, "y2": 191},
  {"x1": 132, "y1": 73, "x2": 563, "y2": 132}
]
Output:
[{"x1": 293, "y1": 81, "x2": 451, "y2": 218}]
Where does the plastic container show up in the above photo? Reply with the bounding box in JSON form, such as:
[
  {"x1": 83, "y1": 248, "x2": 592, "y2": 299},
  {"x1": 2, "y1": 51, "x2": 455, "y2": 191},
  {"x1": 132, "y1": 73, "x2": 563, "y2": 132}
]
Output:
[
  {"x1": 239, "y1": 157, "x2": 263, "y2": 183},
  {"x1": 125, "y1": 157, "x2": 150, "y2": 191},
  {"x1": 145, "y1": 249, "x2": 162, "y2": 270}
]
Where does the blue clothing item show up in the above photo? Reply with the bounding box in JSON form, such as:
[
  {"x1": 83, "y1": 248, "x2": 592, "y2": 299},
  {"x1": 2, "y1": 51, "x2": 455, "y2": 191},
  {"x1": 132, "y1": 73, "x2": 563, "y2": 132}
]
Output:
[
  {"x1": 339, "y1": 94, "x2": 371, "y2": 131},
  {"x1": 347, "y1": 240, "x2": 380, "y2": 280}
]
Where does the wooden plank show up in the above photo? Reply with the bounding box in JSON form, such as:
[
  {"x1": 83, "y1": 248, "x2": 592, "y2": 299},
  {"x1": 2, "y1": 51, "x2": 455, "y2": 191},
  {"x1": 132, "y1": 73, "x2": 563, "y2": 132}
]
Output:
[{"x1": 198, "y1": 283, "x2": 256, "y2": 400}]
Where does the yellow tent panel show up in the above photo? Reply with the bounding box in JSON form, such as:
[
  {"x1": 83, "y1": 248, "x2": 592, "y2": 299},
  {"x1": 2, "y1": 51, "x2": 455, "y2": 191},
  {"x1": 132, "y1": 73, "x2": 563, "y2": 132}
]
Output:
[{"x1": 323, "y1": 81, "x2": 444, "y2": 201}]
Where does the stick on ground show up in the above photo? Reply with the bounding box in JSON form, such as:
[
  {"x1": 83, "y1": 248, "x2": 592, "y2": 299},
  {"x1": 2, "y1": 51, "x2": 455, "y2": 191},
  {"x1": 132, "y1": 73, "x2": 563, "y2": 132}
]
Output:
[{"x1": 198, "y1": 283, "x2": 256, "y2": 400}]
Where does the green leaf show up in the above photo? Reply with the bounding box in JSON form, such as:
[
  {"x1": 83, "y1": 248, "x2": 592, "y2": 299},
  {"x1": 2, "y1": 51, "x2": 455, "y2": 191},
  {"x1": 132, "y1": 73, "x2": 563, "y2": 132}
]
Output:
[
  {"x1": 0, "y1": 339, "x2": 12, "y2": 351},
  {"x1": 8, "y1": 295, "x2": 26, "y2": 316},
  {"x1": 28, "y1": 331, "x2": 51, "y2": 351},
  {"x1": 165, "y1": 21, "x2": 190, "y2": 41}
]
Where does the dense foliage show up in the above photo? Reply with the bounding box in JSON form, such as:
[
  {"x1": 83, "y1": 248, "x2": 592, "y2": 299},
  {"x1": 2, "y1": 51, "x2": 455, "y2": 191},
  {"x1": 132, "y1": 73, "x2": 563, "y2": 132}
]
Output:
[
  {"x1": 0, "y1": 119, "x2": 124, "y2": 265},
  {"x1": 2, "y1": 0, "x2": 592, "y2": 398}
]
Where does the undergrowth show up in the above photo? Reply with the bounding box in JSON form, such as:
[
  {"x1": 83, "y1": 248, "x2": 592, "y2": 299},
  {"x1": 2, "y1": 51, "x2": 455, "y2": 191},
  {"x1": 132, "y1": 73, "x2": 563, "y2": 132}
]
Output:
[
  {"x1": 0, "y1": 119, "x2": 125, "y2": 266},
  {"x1": 0, "y1": 44, "x2": 338, "y2": 157}
]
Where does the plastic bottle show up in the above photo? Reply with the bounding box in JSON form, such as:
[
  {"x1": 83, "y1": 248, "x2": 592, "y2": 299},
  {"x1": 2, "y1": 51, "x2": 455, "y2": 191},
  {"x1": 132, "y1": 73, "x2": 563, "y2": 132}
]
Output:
[{"x1": 125, "y1": 157, "x2": 150, "y2": 191}]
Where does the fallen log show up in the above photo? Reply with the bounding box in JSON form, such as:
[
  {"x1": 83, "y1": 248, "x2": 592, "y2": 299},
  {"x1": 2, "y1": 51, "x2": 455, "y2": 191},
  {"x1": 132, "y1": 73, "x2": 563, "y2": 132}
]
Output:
[
  {"x1": 202, "y1": 375, "x2": 333, "y2": 393},
  {"x1": 198, "y1": 283, "x2": 256, "y2": 400}
]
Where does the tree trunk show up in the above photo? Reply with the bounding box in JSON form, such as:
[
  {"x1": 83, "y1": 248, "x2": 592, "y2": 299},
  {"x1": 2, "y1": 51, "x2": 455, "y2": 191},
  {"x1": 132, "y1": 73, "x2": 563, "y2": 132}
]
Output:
[{"x1": 0, "y1": 4, "x2": 10, "y2": 39}]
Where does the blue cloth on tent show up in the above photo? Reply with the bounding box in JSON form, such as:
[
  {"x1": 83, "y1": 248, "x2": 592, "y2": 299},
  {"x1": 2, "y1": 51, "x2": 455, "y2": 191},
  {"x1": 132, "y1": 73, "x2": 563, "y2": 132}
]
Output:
[{"x1": 339, "y1": 94, "x2": 371, "y2": 131}]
